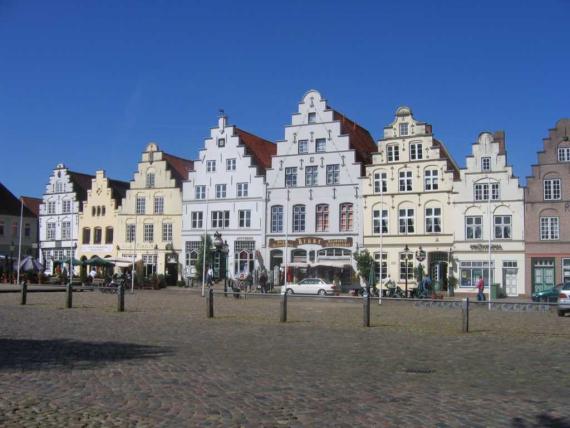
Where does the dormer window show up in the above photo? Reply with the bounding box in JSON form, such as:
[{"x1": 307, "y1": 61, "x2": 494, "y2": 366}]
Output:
[
  {"x1": 558, "y1": 147, "x2": 570, "y2": 162},
  {"x1": 217, "y1": 138, "x2": 225, "y2": 147},
  {"x1": 308, "y1": 112, "x2": 316, "y2": 124},
  {"x1": 481, "y1": 157, "x2": 491, "y2": 171},
  {"x1": 399, "y1": 123, "x2": 409, "y2": 136}
]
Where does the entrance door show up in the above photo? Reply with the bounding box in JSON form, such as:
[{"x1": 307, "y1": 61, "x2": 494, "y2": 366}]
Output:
[
  {"x1": 503, "y1": 268, "x2": 518, "y2": 296},
  {"x1": 533, "y1": 259, "x2": 555, "y2": 293},
  {"x1": 165, "y1": 263, "x2": 178, "y2": 286}
]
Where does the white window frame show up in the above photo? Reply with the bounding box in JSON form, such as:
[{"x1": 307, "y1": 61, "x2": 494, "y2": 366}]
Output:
[
  {"x1": 136, "y1": 197, "x2": 145, "y2": 215},
  {"x1": 465, "y1": 216, "x2": 483, "y2": 240},
  {"x1": 206, "y1": 160, "x2": 216, "y2": 172},
  {"x1": 399, "y1": 170, "x2": 413, "y2": 192},
  {"x1": 237, "y1": 183, "x2": 248, "y2": 197},
  {"x1": 424, "y1": 169, "x2": 439, "y2": 191},
  {"x1": 238, "y1": 210, "x2": 251, "y2": 228},
  {"x1": 544, "y1": 178, "x2": 561, "y2": 200},
  {"x1": 558, "y1": 147, "x2": 570, "y2": 162},
  {"x1": 298, "y1": 139, "x2": 308, "y2": 154},
  {"x1": 326, "y1": 164, "x2": 340, "y2": 185},
  {"x1": 162, "y1": 223, "x2": 172, "y2": 242},
  {"x1": 399, "y1": 123, "x2": 409, "y2": 136},
  {"x1": 215, "y1": 184, "x2": 227, "y2": 199},
  {"x1": 61, "y1": 221, "x2": 71, "y2": 240},
  {"x1": 195, "y1": 185, "x2": 206, "y2": 200},
  {"x1": 540, "y1": 217, "x2": 560, "y2": 240},
  {"x1": 285, "y1": 167, "x2": 297, "y2": 187},
  {"x1": 481, "y1": 157, "x2": 491, "y2": 171},
  {"x1": 315, "y1": 138, "x2": 326, "y2": 153},
  {"x1": 146, "y1": 173, "x2": 155, "y2": 188},
  {"x1": 494, "y1": 215, "x2": 512, "y2": 240},
  {"x1": 62, "y1": 200, "x2": 72, "y2": 214},
  {"x1": 410, "y1": 142, "x2": 422, "y2": 160},
  {"x1": 271, "y1": 205, "x2": 283, "y2": 233},
  {"x1": 399, "y1": 252, "x2": 414, "y2": 280},
  {"x1": 126, "y1": 224, "x2": 136, "y2": 242},
  {"x1": 154, "y1": 196, "x2": 164, "y2": 214},
  {"x1": 387, "y1": 145, "x2": 399, "y2": 162},
  {"x1": 305, "y1": 165, "x2": 318, "y2": 187},
  {"x1": 292, "y1": 205, "x2": 305, "y2": 233},
  {"x1": 399, "y1": 208, "x2": 415, "y2": 234},
  {"x1": 226, "y1": 159, "x2": 236, "y2": 171},
  {"x1": 143, "y1": 224, "x2": 154, "y2": 242},
  {"x1": 373, "y1": 209, "x2": 388, "y2": 234},
  {"x1": 425, "y1": 207, "x2": 441, "y2": 233},
  {"x1": 191, "y1": 212, "x2": 203, "y2": 229},
  {"x1": 374, "y1": 172, "x2": 387, "y2": 193}
]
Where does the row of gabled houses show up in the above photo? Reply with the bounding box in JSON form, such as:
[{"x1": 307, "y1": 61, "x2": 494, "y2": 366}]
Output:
[{"x1": 3, "y1": 90, "x2": 569, "y2": 297}]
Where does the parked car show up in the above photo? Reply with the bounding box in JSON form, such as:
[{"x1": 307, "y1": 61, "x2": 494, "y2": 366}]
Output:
[
  {"x1": 557, "y1": 283, "x2": 570, "y2": 317},
  {"x1": 286, "y1": 278, "x2": 337, "y2": 295},
  {"x1": 531, "y1": 283, "x2": 565, "y2": 302}
]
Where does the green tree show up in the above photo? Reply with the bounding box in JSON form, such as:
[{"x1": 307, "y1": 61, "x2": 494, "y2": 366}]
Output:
[
  {"x1": 354, "y1": 250, "x2": 374, "y2": 288},
  {"x1": 195, "y1": 234, "x2": 213, "y2": 283}
]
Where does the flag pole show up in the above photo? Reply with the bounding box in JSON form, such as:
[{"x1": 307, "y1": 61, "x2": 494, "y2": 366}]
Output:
[{"x1": 16, "y1": 198, "x2": 24, "y2": 286}]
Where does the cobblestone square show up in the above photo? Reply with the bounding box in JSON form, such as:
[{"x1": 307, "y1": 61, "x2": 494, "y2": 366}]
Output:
[{"x1": 1, "y1": 288, "x2": 569, "y2": 427}]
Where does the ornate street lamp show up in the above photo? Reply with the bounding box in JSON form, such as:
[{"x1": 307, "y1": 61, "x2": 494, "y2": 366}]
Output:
[{"x1": 403, "y1": 244, "x2": 411, "y2": 298}]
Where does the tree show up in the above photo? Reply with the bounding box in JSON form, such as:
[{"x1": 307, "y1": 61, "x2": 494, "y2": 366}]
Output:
[
  {"x1": 195, "y1": 234, "x2": 213, "y2": 283},
  {"x1": 354, "y1": 250, "x2": 374, "y2": 289}
]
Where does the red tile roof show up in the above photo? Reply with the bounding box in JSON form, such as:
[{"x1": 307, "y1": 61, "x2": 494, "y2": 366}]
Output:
[
  {"x1": 21, "y1": 196, "x2": 42, "y2": 217},
  {"x1": 235, "y1": 128, "x2": 276, "y2": 173},
  {"x1": 332, "y1": 110, "x2": 377, "y2": 169},
  {"x1": 162, "y1": 153, "x2": 194, "y2": 186},
  {"x1": 0, "y1": 183, "x2": 37, "y2": 217},
  {"x1": 433, "y1": 139, "x2": 460, "y2": 180}
]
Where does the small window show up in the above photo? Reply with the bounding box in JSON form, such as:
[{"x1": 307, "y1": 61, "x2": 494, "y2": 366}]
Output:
[
  {"x1": 206, "y1": 160, "x2": 216, "y2": 172},
  {"x1": 544, "y1": 179, "x2": 561, "y2": 200},
  {"x1": 374, "y1": 172, "x2": 387, "y2": 194},
  {"x1": 481, "y1": 157, "x2": 491, "y2": 171},
  {"x1": 387, "y1": 145, "x2": 399, "y2": 162},
  {"x1": 146, "y1": 173, "x2": 155, "y2": 188},
  {"x1": 298, "y1": 140, "x2": 308, "y2": 154},
  {"x1": 308, "y1": 112, "x2": 316, "y2": 123},
  {"x1": 217, "y1": 138, "x2": 225, "y2": 147},
  {"x1": 494, "y1": 215, "x2": 511, "y2": 239},
  {"x1": 326, "y1": 164, "x2": 340, "y2": 185},
  {"x1": 558, "y1": 147, "x2": 570, "y2": 162},
  {"x1": 316, "y1": 138, "x2": 326, "y2": 153},
  {"x1": 195, "y1": 186, "x2": 206, "y2": 200},
  {"x1": 238, "y1": 210, "x2": 251, "y2": 228},
  {"x1": 399, "y1": 123, "x2": 409, "y2": 136},
  {"x1": 540, "y1": 217, "x2": 559, "y2": 240},
  {"x1": 215, "y1": 184, "x2": 227, "y2": 199},
  {"x1": 465, "y1": 216, "x2": 482, "y2": 240},
  {"x1": 226, "y1": 159, "x2": 236, "y2": 171},
  {"x1": 305, "y1": 166, "x2": 318, "y2": 187},
  {"x1": 399, "y1": 171, "x2": 413, "y2": 192},
  {"x1": 410, "y1": 142, "x2": 422, "y2": 160},
  {"x1": 237, "y1": 183, "x2": 248, "y2": 197},
  {"x1": 285, "y1": 167, "x2": 297, "y2": 187}
]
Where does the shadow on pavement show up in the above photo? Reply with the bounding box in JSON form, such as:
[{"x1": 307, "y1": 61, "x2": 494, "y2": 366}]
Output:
[
  {"x1": 512, "y1": 413, "x2": 570, "y2": 428},
  {"x1": 0, "y1": 338, "x2": 172, "y2": 371}
]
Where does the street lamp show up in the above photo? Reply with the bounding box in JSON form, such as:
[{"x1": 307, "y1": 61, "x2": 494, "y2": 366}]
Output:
[
  {"x1": 403, "y1": 244, "x2": 411, "y2": 298},
  {"x1": 10, "y1": 241, "x2": 15, "y2": 284},
  {"x1": 212, "y1": 231, "x2": 228, "y2": 283},
  {"x1": 69, "y1": 242, "x2": 77, "y2": 286}
]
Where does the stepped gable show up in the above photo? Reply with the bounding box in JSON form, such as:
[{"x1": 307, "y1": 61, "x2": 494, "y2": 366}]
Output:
[
  {"x1": 162, "y1": 153, "x2": 194, "y2": 186},
  {"x1": 68, "y1": 171, "x2": 96, "y2": 209},
  {"x1": 235, "y1": 128, "x2": 276, "y2": 173},
  {"x1": 0, "y1": 182, "x2": 36, "y2": 217}
]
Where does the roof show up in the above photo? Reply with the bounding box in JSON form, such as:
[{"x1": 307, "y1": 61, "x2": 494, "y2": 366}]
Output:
[
  {"x1": 68, "y1": 171, "x2": 96, "y2": 207},
  {"x1": 235, "y1": 128, "x2": 276, "y2": 173},
  {"x1": 433, "y1": 139, "x2": 460, "y2": 180},
  {"x1": 162, "y1": 153, "x2": 194, "y2": 186},
  {"x1": 106, "y1": 178, "x2": 130, "y2": 204},
  {"x1": 332, "y1": 110, "x2": 377, "y2": 166},
  {"x1": 0, "y1": 183, "x2": 37, "y2": 217},
  {"x1": 494, "y1": 131, "x2": 506, "y2": 156},
  {"x1": 21, "y1": 196, "x2": 41, "y2": 217}
]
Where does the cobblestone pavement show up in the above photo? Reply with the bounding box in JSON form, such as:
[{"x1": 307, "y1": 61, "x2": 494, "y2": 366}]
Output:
[{"x1": 0, "y1": 288, "x2": 569, "y2": 427}]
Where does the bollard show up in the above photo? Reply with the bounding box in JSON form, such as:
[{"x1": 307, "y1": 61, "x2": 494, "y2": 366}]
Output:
[
  {"x1": 363, "y1": 290, "x2": 371, "y2": 327},
  {"x1": 117, "y1": 284, "x2": 125, "y2": 312},
  {"x1": 224, "y1": 279, "x2": 228, "y2": 298},
  {"x1": 462, "y1": 297, "x2": 470, "y2": 333},
  {"x1": 206, "y1": 287, "x2": 214, "y2": 318},
  {"x1": 65, "y1": 283, "x2": 73, "y2": 309},
  {"x1": 280, "y1": 292, "x2": 287, "y2": 323},
  {"x1": 20, "y1": 281, "x2": 27, "y2": 305}
]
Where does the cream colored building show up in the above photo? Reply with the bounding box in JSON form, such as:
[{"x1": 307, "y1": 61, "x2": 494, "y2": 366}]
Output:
[
  {"x1": 362, "y1": 107, "x2": 459, "y2": 293},
  {"x1": 76, "y1": 170, "x2": 129, "y2": 268},
  {"x1": 116, "y1": 143, "x2": 193, "y2": 285}
]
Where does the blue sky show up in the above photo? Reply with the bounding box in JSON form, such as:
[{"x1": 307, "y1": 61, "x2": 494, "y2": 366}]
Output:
[{"x1": 1, "y1": 0, "x2": 568, "y2": 198}]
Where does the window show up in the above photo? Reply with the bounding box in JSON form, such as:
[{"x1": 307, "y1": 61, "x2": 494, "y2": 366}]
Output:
[
  {"x1": 206, "y1": 160, "x2": 216, "y2": 172},
  {"x1": 154, "y1": 196, "x2": 164, "y2": 214},
  {"x1": 105, "y1": 227, "x2": 113, "y2": 244},
  {"x1": 315, "y1": 204, "x2": 329, "y2": 232},
  {"x1": 308, "y1": 112, "x2": 316, "y2": 123},
  {"x1": 400, "y1": 252, "x2": 413, "y2": 280},
  {"x1": 459, "y1": 261, "x2": 494, "y2": 288},
  {"x1": 339, "y1": 203, "x2": 353, "y2": 232},
  {"x1": 326, "y1": 164, "x2": 340, "y2": 185},
  {"x1": 191, "y1": 212, "x2": 203, "y2": 229},
  {"x1": 195, "y1": 186, "x2": 206, "y2": 200},
  {"x1": 47, "y1": 201, "x2": 56, "y2": 214},
  {"x1": 126, "y1": 224, "x2": 136, "y2": 242},
  {"x1": 481, "y1": 157, "x2": 491, "y2": 171},
  {"x1": 494, "y1": 215, "x2": 511, "y2": 239},
  {"x1": 101, "y1": 206, "x2": 106, "y2": 216},
  {"x1": 61, "y1": 221, "x2": 71, "y2": 240},
  {"x1": 563, "y1": 259, "x2": 570, "y2": 283},
  {"x1": 374, "y1": 172, "x2": 387, "y2": 193},
  {"x1": 226, "y1": 159, "x2": 236, "y2": 171},
  {"x1": 24, "y1": 223, "x2": 31, "y2": 238},
  {"x1": 237, "y1": 183, "x2": 248, "y2": 197},
  {"x1": 544, "y1": 179, "x2": 561, "y2": 200},
  {"x1": 387, "y1": 145, "x2": 399, "y2": 162},
  {"x1": 292, "y1": 205, "x2": 306, "y2": 232},
  {"x1": 211, "y1": 211, "x2": 230, "y2": 228},
  {"x1": 410, "y1": 142, "x2": 422, "y2": 160},
  {"x1": 55, "y1": 182, "x2": 63, "y2": 193},
  {"x1": 239, "y1": 210, "x2": 251, "y2": 228},
  {"x1": 474, "y1": 183, "x2": 499, "y2": 201},
  {"x1": 215, "y1": 184, "x2": 227, "y2": 199},
  {"x1": 217, "y1": 138, "x2": 225, "y2": 147},
  {"x1": 425, "y1": 207, "x2": 441, "y2": 233},
  {"x1": 62, "y1": 200, "x2": 72, "y2": 214},
  {"x1": 271, "y1": 206, "x2": 283, "y2": 233},
  {"x1": 285, "y1": 167, "x2": 297, "y2": 187},
  {"x1": 305, "y1": 166, "x2": 318, "y2": 186},
  {"x1": 399, "y1": 208, "x2": 414, "y2": 234},
  {"x1": 374, "y1": 252, "x2": 388, "y2": 281},
  {"x1": 399, "y1": 171, "x2": 412, "y2": 192},
  {"x1": 466, "y1": 216, "x2": 482, "y2": 240},
  {"x1": 82, "y1": 227, "x2": 90, "y2": 244},
  {"x1": 373, "y1": 209, "x2": 388, "y2": 234},
  {"x1": 142, "y1": 254, "x2": 157, "y2": 276},
  {"x1": 399, "y1": 123, "x2": 409, "y2": 136},
  {"x1": 93, "y1": 227, "x2": 102, "y2": 244},
  {"x1": 136, "y1": 197, "x2": 145, "y2": 214},
  {"x1": 558, "y1": 148, "x2": 570, "y2": 162},
  {"x1": 298, "y1": 139, "x2": 308, "y2": 154},
  {"x1": 162, "y1": 223, "x2": 172, "y2": 241},
  {"x1": 146, "y1": 173, "x2": 155, "y2": 188},
  {"x1": 540, "y1": 217, "x2": 559, "y2": 240},
  {"x1": 424, "y1": 169, "x2": 439, "y2": 191},
  {"x1": 316, "y1": 138, "x2": 326, "y2": 153},
  {"x1": 185, "y1": 241, "x2": 200, "y2": 266},
  {"x1": 143, "y1": 224, "x2": 154, "y2": 242}
]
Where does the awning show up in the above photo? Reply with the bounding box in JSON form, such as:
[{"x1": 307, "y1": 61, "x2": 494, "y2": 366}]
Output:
[
  {"x1": 287, "y1": 261, "x2": 352, "y2": 268},
  {"x1": 105, "y1": 258, "x2": 140, "y2": 268}
]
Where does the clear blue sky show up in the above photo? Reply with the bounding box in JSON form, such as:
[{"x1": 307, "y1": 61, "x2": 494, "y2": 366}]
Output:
[{"x1": 1, "y1": 0, "x2": 568, "y2": 198}]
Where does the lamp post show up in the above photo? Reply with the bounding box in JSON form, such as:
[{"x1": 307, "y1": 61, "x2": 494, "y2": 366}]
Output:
[
  {"x1": 212, "y1": 231, "x2": 227, "y2": 282},
  {"x1": 10, "y1": 241, "x2": 15, "y2": 284},
  {"x1": 403, "y1": 244, "x2": 411, "y2": 297},
  {"x1": 69, "y1": 242, "x2": 77, "y2": 286}
]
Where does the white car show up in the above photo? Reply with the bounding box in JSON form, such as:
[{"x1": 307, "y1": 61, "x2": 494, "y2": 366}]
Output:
[
  {"x1": 286, "y1": 278, "x2": 337, "y2": 296},
  {"x1": 558, "y1": 283, "x2": 570, "y2": 317}
]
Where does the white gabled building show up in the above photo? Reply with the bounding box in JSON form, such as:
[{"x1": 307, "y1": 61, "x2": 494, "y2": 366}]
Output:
[
  {"x1": 452, "y1": 131, "x2": 525, "y2": 296},
  {"x1": 181, "y1": 114, "x2": 275, "y2": 279},
  {"x1": 265, "y1": 90, "x2": 376, "y2": 286},
  {"x1": 39, "y1": 164, "x2": 94, "y2": 274}
]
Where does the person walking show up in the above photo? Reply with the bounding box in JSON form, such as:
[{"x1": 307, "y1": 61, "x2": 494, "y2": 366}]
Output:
[
  {"x1": 259, "y1": 270, "x2": 268, "y2": 293},
  {"x1": 476, "y1": 275, "x2": 486, "y2": 301},
  {"x1": 207, "y1": 266, "x2": 214, "y2": 288}
]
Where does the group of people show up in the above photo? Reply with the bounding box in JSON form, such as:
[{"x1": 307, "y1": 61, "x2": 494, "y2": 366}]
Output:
[{"x1": 204, "y1": 266, "x2": 271, "y2": 294}]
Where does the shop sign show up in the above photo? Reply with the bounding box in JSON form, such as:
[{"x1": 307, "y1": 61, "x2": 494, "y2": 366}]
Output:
[
  {"x1": 469, "y1": 244, "x2": 503, "y2": 251},
  {"x1": 81, "y1": 244, "x2": 114, "y2": 253},
  {"x1": 268, "y1": 237, "x2": 352, "y2": 248}
]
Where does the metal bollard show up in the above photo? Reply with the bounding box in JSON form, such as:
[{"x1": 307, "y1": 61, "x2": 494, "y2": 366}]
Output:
[
  {"x1": 206, "y1": 287, "x2": 214, "y2": 318},
  {"x1": 462, "y1": 297, "x2": 470, "y2": 333},
  {"x1": 65, "y1": 283, "x2": 73, "y2": 309},
  {"x1": 280, "y1": 292, "x2": 287, "y2": 323},
  {"x1": 224, "y1": 279, "x2": 228, "y2": 298},
  {"x1": 20, "y1": 281, "x2": 27, "y2": 305},
  {"x1": 363, "y1": 291, "x2": 371, "y2": 327},
  {"x1": 117, "y1": 284, "x2": 125, "y2": 312}
]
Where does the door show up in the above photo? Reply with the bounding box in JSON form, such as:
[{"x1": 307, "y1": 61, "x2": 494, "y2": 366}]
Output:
[
  {"x1": 503, "y1": 268, "x2": 518, "y2": 296},
  {"x1": 533, "y1": 259, "x2": 555, "y2": 293}
]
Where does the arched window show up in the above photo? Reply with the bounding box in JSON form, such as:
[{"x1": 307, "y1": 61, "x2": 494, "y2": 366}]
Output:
[
  {"x1": 82, "y1": 228, "x2": 91, "y2": 244},
  {"x1": 105, "y1": 227, "x2": 113, "y2": 244},
  {"x1": 93, "y1": 227, "x2": 102, "y2": 244},
  {"x1": 292, "y1": 205, "x2": 305, "y2": 232},
  {"x1": 291, "y1": 249, "x2": 307, "y2": 263},
  {"x1": 339, "y1": 203, "x2": 353, "y2": 232},
  {"x1": 271, "y1": 206, "x2": 283, "y2": 233},
  {"x1": 315, "y1": 204, "x2": 329, "y2": 232}
]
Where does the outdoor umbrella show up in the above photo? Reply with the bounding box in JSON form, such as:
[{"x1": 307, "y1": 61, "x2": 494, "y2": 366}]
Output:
[
  {"x1": 86, "y1": 256, "x2": 115, "y2": 267},
  {"x1": 61, "y1": 257, "x2": 84, "y2": 266},
  {"x1": 15, "y1": 256, "x2": 44, "y2": 272}
]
